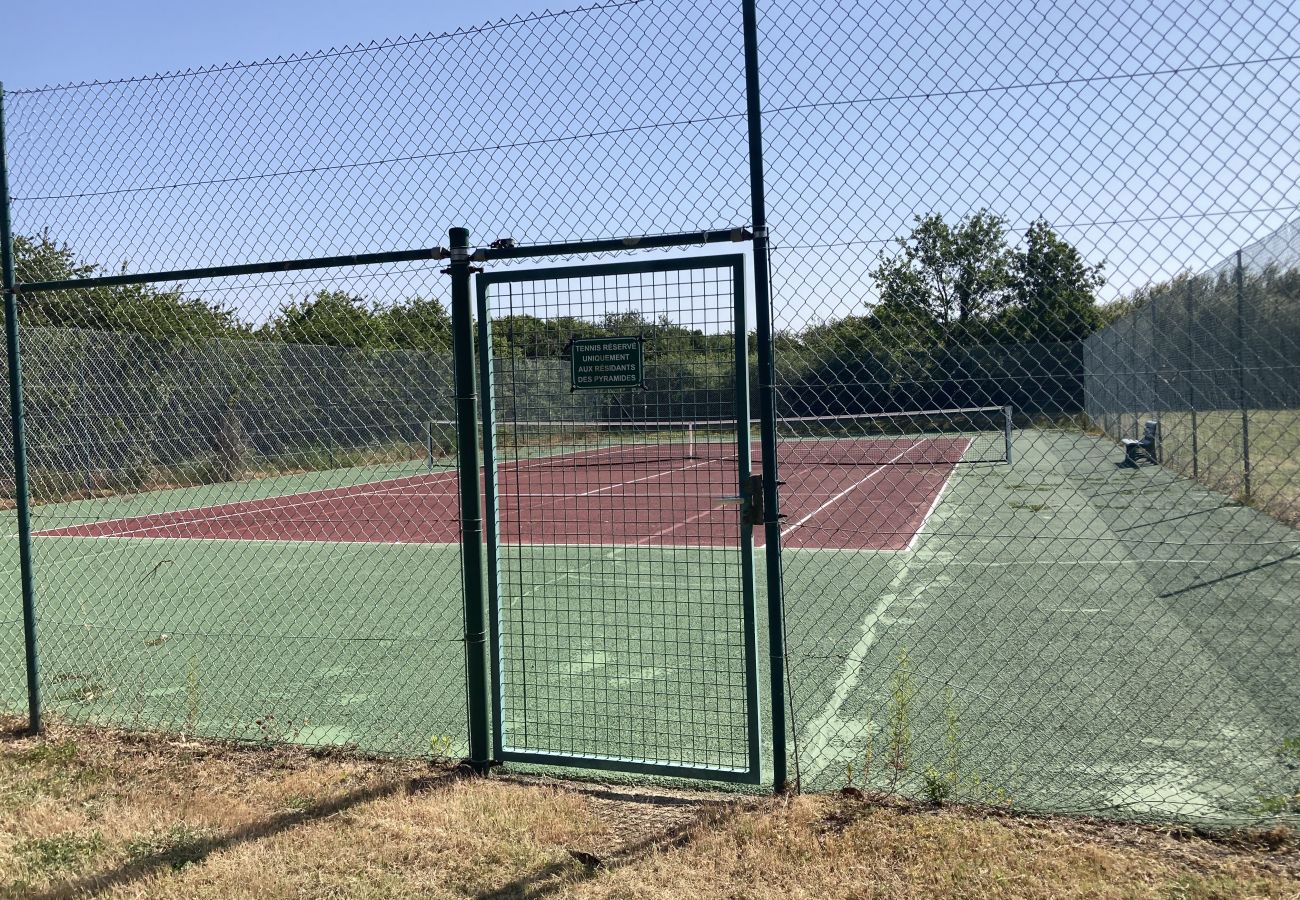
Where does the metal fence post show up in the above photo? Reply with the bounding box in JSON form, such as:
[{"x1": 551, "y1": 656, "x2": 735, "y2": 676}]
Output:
[
  {"x1": 1186, "y1": 279, "x2": 1198, "y2": 479},
  {"x1": 474, "y1": 274, "x2": 503, "y2": 757},
  {"x1": 0, "y1": 84, "x2": 41, "y2": 734},
  {"x1": 1151, "y1": 292, "x2": 1162, "y2": 463},
  {"x1": 743, "y1": 0, "x2": 791, "y2": 793},
  {"x1": 449, "y1": 227, "x2": 491, "y2": 770},
  {"x1": 1236, "y1": 250, "x2": 1251, "y2": 502}
]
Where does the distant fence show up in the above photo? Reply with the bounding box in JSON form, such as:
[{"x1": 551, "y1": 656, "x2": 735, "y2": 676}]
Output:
[
  {"x1": 1084, "y1": 260, "x2": 1300, "y2": 522},
  {"x1": 0, "y1": 327, "x2": 459, "y2": 499},
  {"x1": 778, "y1": 340, "x2": 1083, "y2": 422}
]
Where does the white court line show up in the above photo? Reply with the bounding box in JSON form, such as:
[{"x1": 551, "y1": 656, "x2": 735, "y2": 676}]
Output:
[
  {"x1": 573, "y1": 457, "x2": 718, "y2": 497},
  {"x1": 30, "y1": 533, "x2": 461, "y2": 548},
  {"x1": 34, "y1": 467, "x2": 463, "y2": 539},
  {"x1": 639, "y1": 503, "x2": 731, "y2": 544},
  {"x1": 497, "y1": 491, "x2": 723, "y2": 499},
  {"x1": 903, "y1": 467, "x2": 958, "y2": 552},
  {"x1": 780, "y1": 443, "x2": 918, "y2": 537},
  {"x1": 499, "y1": 435, "x2": 703, "y2": 473}
]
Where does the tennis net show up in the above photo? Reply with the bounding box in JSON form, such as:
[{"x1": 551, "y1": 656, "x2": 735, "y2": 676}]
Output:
[{"x1": 430, "y1": 405, "x2": 1012, "y2": 469}]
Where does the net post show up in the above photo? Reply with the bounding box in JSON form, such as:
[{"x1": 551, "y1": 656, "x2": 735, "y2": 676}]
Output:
[
  {"x1": 450, "y1": 227, "x2": 491, "y2": 771},
  {"x1": 1003, "y1": 404, "x2": 1013, "y2": 467},
  {"x1": 743, "y1": 0, "x2": 792, "y2": 793},
  {"x1": 426, "y1": 420, "x2": 434, "y2": 470},
  {"x1": 0, "y1": 84, "x2": 41, "y2": 735}
]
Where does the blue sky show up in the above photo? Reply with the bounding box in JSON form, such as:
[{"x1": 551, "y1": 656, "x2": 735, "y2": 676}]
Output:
[
  {"x1": 6, "y1": 1, "x2": 554, "y2": 89},
  {"x1": 5, "y1": 0, "x2": 1298, "y2": 330}
]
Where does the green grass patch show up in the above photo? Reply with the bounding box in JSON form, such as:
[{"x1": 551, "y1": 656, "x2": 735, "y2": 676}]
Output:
[
  {"x1": 15, "y1": 831, "x2": 106, "y2": 876},
  {"x1": 124, "y1": 824, "x2": 219, "y2": 871}
]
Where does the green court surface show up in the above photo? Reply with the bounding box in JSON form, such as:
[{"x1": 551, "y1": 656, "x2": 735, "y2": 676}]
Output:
[
  {"x1": 0, "y1": 460, "x2": 472, "y2": 753},
  {"x1": 2, "y1": 429, "x2": 1297, "y2": 823},
  {"x1": 783, "y1": 429, "x2": 1299, "y2": 822}
]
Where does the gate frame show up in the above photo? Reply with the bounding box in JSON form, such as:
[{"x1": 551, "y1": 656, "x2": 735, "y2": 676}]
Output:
[{"x1": 474, "y1": 252, "x2": 763, "y2": 784}]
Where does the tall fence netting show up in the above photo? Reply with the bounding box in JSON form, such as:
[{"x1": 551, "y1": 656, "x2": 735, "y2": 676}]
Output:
[{"x1": 1, "y1": 0, "x2": 1297, "y2": 824}]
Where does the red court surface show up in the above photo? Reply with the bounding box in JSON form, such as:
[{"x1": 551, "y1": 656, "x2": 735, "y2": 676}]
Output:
[{"x1": 35, "y1": 439, "x2": 966, "y2": 551}]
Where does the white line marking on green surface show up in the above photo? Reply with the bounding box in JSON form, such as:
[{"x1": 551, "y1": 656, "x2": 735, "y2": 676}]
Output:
[{"x1": 798, "y1": 548, "x2": 950, "y2": 783}]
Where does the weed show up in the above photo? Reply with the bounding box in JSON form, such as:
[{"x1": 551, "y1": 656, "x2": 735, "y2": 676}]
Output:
[
  {"x1": 124, "y1": 824, "x2": 216, "y2": 870},
  {"x1": 1253, "y1": 735, "x2": 1300, "y2": 816},
  {"x1": 184, "y1": 654, "x2": 202, "y2": 735},
  {"x1": 251, "y1": 713, "x2": 309, "y2": 743},
  {"x1": 284, "y1": 793, "x2": 315, "y2": 813},
  {"x1": 428, "y1": 733, "x2": 456, "y2": 761},
  {"x1": 886, "y1": 650, "x2": 915, "y2": 791},
  {"x1": 921, "y1": 768, "x2": 954, "y2": 804},
  {"x1": 17, "y1": 739, "x2": 78, "y2": 766},
  {"x1": 942, "y1": 687, "x2": 960, "y2": 785},
  {"x1": 51, "y1": 673, "x2": 108, "y2": 704},
  {"x1": 1253, "y1": 795, "x2": 1297, "y2": 816},
  {"x1": 922, "y1": 687, "x2": 963, "y2": 805},
  {"x1": 16, "y1": 830, "x2": 105, "y2": 875},
  {"x1": 869, "y1": 670, "x2": 1011, "y2": 808},
  {"x1": 863, "y1": 728, "x2": 875, "y2": 788}
]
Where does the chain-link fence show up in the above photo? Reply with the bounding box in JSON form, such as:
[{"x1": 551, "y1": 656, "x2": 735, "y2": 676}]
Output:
[
  {"x1": 2, "y1": 326, "x2": 459, "y2": 502},
  {"x1": 1084, "y1": 247, "x2": 1300, "y2": 526},
  {"x1": 1, "y1": 0, "x2": 1297, "y2": 826}
]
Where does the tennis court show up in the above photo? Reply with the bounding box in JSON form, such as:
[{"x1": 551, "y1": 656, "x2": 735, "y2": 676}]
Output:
[
  {"x1": 4, "y1": 414, "x2": 1297, "y2": 818},
  {"x1": 34, "y1": 412, "x2": 1005, "y2": 552}
]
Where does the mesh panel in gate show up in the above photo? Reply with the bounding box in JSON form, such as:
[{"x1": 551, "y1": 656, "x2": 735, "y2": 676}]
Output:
[{"x1": 480, "y1": 258, "x2": 760, "y2": 779}]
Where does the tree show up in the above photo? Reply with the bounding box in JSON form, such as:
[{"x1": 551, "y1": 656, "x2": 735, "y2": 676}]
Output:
[
  {"x1": 377, "y1": 296, "x2": 452, "y2": 351},
  {"x1": 871, "y1": 213, "x2": 1106, "y2": 346},
  {"x1": 13, "y1": 230, "x2": 239, "y2": 340},
  {"x1": 1002, "y1": 219, "x2": 1106, "y2": 342},
  {"x1": 489, "y1": 314, "x2": 609, "y2": 358},
  {"x1": 262, "y1": 290, "x2": 375, "y2": 347},
  {"x1": 871, "y1": 211, "x2": 1018, "y2": 343}
]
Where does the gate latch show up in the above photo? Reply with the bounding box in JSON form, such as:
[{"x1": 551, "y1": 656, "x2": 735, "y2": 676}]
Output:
[
  {"x1": 718, "y1": 474, "x2": 763, "y2": 526},
  {"x1": 744, "y1": 474, "x2": 764, "y2": 526}
]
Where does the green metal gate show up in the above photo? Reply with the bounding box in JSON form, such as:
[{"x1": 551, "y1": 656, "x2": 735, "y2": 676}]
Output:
[{"x1": 476, "y1": 256, "x2": 762, "y2": 782}]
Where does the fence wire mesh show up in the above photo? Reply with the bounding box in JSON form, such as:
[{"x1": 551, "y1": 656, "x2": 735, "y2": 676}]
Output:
[
  {"x1": 480, "y1": 260, "x2": 759, "y2": 780},
  {"x1": 759, "y1": 0, "x2": 1299, "y2": 824},
  {"x1": 5, "y1": 270, "x2": 469, "y2": 755},
  {"x1": 1, "y1": 0, "x2": 1297, "y2": 825}
]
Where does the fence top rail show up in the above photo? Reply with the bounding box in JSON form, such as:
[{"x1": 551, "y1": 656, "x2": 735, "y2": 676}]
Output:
[
  {"x1": 11, "y1": 246, "x2": 452, "y2": 294},
  {"x1": 10, "y1": 229, "x2": 753, "y2": 295},
  {"x1": 473, "y1": 229, "x2": 752, "y2": 263}
]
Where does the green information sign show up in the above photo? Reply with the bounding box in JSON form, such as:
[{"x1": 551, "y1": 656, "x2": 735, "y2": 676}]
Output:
[{"x1": 569, "y1": 336, "x2": 644, "y2": 391}]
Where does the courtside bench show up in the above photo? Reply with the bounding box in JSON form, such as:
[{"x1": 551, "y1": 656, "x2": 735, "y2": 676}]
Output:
[{"x1": 1122, "y1": 420, "x2": 1159, "y2": 465}]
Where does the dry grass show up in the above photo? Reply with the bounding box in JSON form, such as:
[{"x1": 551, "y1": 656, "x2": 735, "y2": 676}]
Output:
[
  {"x1": 0, "y1": 717, "x2": 1296, "y2": 899},
  {"x1": 1155, "y1": 409, "x2": 1300, "y2": 527}
]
